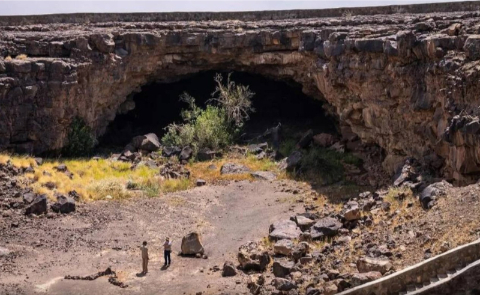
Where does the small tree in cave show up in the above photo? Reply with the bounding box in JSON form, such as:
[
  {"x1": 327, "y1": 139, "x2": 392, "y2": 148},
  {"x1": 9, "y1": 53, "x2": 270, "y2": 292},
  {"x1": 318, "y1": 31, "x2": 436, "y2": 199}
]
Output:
[
  {"x1": 162, "y1": 73, "x2": 255, "y2": 154},
  {"x1": 209, "y1": 73, "x2": 255, "y2": 128}
]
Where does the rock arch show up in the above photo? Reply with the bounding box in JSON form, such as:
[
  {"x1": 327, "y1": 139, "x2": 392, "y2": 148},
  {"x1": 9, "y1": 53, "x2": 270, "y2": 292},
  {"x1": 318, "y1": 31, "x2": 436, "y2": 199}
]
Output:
[{"x1": 2, "y1": 6, "x2": 480, "y2": 183}]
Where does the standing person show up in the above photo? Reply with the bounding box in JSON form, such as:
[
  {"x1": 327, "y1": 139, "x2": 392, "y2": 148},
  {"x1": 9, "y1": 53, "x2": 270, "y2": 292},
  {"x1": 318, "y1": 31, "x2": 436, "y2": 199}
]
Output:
[
  {"x1": 163, "y1": 237, "x2": 172, "y2": 266},
  {"x1": 140, "y1": 241, "x2": 149, "y2": 274}
]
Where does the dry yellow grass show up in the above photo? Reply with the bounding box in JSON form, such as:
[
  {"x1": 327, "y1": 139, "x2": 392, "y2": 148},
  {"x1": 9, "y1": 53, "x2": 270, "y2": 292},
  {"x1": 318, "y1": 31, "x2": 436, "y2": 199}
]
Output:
[
  {"x1": 0, "y1": 152, "x2": 279, "y2": 202},
  {"x1": 15, "y1": 54, "x2": 28, "y2": 60},
  {"x1": 188, "y1": 154, "x2": 282, "y2": 184},
  {"x1": 4, "y1": 56, "x2": 12, "y2": 61}
]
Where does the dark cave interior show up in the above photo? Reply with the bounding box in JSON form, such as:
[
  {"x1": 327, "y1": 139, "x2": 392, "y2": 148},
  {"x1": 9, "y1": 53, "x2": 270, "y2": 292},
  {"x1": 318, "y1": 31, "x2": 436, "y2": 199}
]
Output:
[{"x1": 100, "y1": 71, "x2": 337, "y2": 147}]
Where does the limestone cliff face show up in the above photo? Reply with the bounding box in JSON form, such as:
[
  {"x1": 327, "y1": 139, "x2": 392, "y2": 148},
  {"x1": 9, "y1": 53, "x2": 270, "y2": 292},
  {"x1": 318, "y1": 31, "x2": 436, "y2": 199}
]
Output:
[{"x1": 2, "y1": 5, "x2": 480, "y2": 183}]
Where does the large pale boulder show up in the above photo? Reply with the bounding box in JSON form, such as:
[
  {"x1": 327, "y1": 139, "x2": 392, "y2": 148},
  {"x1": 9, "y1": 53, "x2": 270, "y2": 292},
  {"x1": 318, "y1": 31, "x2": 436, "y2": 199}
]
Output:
[
  {"x1": 181, "y1": 232, "x2": 204, "y2": 255},
  {"x1": 274, "y1": 239, "x2": 294, "y2": 256},
  {"x1": 269, "y1": 220, "x2": 302, "y2": 241},
  {"x1": 220, "y1": 163, "x2": 251, "y2": 175}
]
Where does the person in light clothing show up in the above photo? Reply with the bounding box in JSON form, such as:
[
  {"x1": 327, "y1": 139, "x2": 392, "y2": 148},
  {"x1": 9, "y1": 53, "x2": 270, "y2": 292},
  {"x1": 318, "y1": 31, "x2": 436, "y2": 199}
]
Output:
[{"x1": 163, "y1": 237, "x2": 172, "y2": 266}]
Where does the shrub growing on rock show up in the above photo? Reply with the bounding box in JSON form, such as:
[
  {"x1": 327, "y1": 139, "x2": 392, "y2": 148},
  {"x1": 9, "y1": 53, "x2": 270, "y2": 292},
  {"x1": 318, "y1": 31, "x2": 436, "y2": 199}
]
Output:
[{"x1": 63, "y1": 117, "x2": 95, "y2": 157}]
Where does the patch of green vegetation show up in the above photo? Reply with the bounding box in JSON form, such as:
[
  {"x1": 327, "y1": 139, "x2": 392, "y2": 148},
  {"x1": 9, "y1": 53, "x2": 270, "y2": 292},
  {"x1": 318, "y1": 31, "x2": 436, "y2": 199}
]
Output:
[
  {"x1": 279, "y1": 138, "x2": 296, "y2": 158},
  {"x1": 63, "y1": 117, "x2": 95, "y2": 157},
  {"x1": 162, "y1": 73, "x2": 254, "y2": 157}
]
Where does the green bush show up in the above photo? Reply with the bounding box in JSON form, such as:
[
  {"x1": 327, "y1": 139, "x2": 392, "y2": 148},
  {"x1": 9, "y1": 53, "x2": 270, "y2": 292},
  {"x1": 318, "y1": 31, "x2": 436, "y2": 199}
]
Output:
[
  {"x1": 194, "y1": 106, "x2": 232, "y2": 150},
  {"x1": 162, "y1": 74, "x2": 254, "y2": 155},
  {"x1": 63, "y1": 117, "x2": 95, "y2": 157},
  {"x1": 279, "y1": 139, "x2": 296, "y2": 158},
  {"x1": 209, "y1": 73, "x2": 255, "y2": 128},
  {"x1": 162, "y1": 105, "x2": 231, "y2": 153}
]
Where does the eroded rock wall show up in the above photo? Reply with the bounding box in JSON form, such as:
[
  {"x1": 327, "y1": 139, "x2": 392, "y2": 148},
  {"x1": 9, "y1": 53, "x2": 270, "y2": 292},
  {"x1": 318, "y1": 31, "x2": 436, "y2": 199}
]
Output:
[{"x1": 2, "y1": 6, "x2": 480, "y2": 183}]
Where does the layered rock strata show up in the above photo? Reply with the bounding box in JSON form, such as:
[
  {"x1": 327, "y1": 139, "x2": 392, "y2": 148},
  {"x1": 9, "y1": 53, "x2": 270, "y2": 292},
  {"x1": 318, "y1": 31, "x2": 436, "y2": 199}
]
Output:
[{"x1": 2, "y1": 3, "x2": 480, "y2": 183}]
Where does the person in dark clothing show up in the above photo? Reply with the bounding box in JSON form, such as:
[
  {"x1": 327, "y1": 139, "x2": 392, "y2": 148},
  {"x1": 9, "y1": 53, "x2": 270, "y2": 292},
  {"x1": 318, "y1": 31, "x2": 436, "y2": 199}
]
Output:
[
  {"x1": 140, "y1": 241, "x2": 149, "y2": 274},
  {"x1": 163, "y1": 237, "x2": 172, "y2": 266}
]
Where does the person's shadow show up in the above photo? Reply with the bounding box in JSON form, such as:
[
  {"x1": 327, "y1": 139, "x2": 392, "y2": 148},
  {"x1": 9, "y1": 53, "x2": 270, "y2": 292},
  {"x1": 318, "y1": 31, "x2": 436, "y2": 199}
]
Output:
[
  {"x1": 160, "y1": 265, "x2": 170, "y2": 271},
  {"x1": 136, "y1": 272, "x2": 146, "y2": 277}
]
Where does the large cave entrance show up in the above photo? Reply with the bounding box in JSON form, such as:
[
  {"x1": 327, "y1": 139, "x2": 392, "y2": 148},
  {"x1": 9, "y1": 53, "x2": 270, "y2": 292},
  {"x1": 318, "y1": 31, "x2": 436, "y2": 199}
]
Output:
[{"x1": 100, "y1": 71, "x2": 337, "y2": 148}]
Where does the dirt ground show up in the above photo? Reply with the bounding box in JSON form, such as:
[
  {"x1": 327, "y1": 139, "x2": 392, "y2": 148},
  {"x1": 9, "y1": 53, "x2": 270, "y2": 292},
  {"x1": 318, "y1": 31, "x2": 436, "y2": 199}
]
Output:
[{"x1": 0, "y1": 179, "x2": 305, "y2": 295}]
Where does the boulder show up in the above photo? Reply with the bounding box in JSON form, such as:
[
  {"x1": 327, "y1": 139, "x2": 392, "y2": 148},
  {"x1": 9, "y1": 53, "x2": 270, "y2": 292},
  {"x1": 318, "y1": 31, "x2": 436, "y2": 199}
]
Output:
[
  {"x1": 179, "y1": 146, "x2": 193, "y2": 161},
  {"x1": 257, "y1": 252, "x2": 271, "y2": 271},
  {"x1": 132, "y1": 133, "x2": 160, "y2": 152},
  {"x1": 220, "y1": 163, "x2": 251, "y2": 175},
  {"x1": 238, "y1": 251, "x2": 270, "y2": 272},
  {"x1": 357, "y1": 257, "x2": 392, "y2": 274},
  {"x1": 197, "y1": 148, "x2": 222, "y2": 161},
  {"x1": 272, "y1": 260, "x2": 294, "y2": 277},
  {"x1": 273, "y1": 278, "x2": 297, "y2": 291},
  {"x1": 222, "y1": 261, "x2": 237, "y2": 277},
  {"x1": 54, "y1": 164, "x2": 68, "y2": 172},
  {"x1": 34, "y1": 157, "x2": 43, "y2": 166},
  {"x1": 311, "y1": 217, "x2": 342, "y2": 239},
  {"x1": 324, "y1": 282, "x2": 339, "y2": 295},
  {"x1": 25, "y1": 194, "x2": 47, "y2": 215},
  {"x1": 297, "y1": 129, "x2": 313, "y2": 149},
  {"x1": 51, "y1": 195, "x2": 75, "y2": 214},
  {"x1": 419, "y1": 180, "x2": 452, "y2": 209},
  {"x1": 68, "y1": 190, "x2": 81, "y2": 201},
  {"x1": 279, "y1": 150, "x2": 302, "y2": 171},
  {"x1": 313, "y1": 133, "x2": 336, "y2": 147},
  {"x1": 251, "y1": 171, "x2": 276, "y2": 181},
  {"x1": 295, "y1": 215, "x2": 315, "y2": 231},
  {"x1": 351, "y1": 271, "x2": 382, "y2": 287},
  {"x1": 181, "y1": 232, "x2": 204, "y2": 255},
  {"x1": 162, "y1": 146, "x2": 181, "y2": 157},
  {"x1": 274, "y1": 239, "x2": 294, "y2": 256},
  {"x1": 269, "y1": 220, "x2": 302, "y2": 241},
  {"x1": 292, "y1": 242, "x2": 310, "y2": 262},
  {"x1": 248, "y1": 143, "x2": 268, "y2": 154},
  {"x1": 464, "y1": 35, "x2": 480, "y2": 60},
  {"x1": 196, "y1": 179, "x2": 206, "y2": 186},
  {"x1": 343, "y1": 201, "x2": 361, "y2": 221},
  {"x1": 23, "y1": 192, "x2": 35, "y2": 204}
]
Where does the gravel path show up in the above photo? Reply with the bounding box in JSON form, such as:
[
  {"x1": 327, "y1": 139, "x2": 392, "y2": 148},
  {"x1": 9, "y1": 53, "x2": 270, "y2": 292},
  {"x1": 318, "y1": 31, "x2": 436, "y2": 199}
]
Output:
[{"x1": 0, "y1": 179, "x2": 305, "y2": 295}]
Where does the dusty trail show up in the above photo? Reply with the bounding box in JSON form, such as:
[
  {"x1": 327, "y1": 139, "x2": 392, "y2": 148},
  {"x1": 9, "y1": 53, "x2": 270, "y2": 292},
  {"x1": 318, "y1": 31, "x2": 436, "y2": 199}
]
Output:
[{"x1": 0, "y1": 179, "x2": 304, "y2": 295}]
